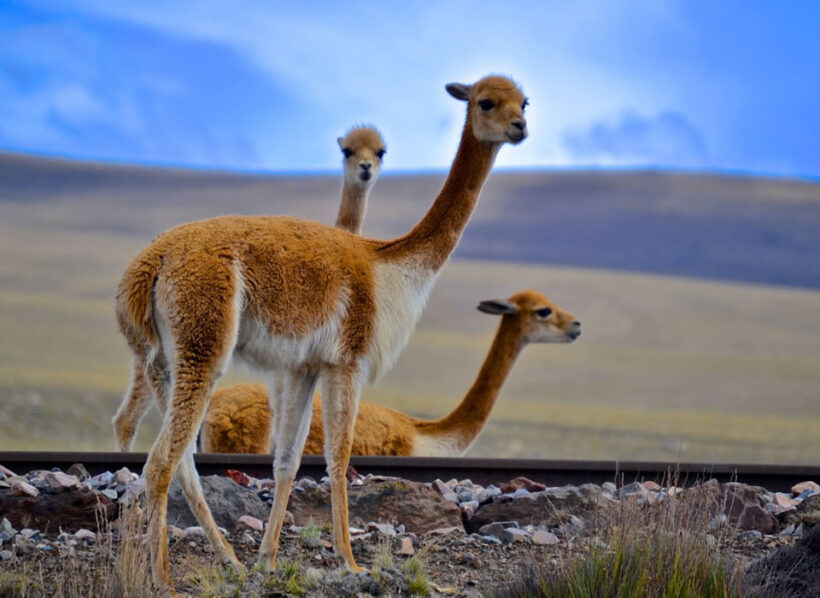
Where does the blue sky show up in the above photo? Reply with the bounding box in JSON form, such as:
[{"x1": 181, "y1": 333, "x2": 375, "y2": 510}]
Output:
[{"x1": 1, "y1": 1, "x2": 818, "y2": 176}]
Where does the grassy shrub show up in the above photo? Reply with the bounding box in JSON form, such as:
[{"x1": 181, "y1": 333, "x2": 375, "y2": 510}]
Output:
[{"x1": 493, "y1": 481, "x2": 744, "y2": 598}]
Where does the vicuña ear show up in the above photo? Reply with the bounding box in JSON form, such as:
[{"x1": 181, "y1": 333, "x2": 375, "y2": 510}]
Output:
[
  {"x1": 446, "y1": 83, "x2": 471, "y2": 101},
  {"x1": 337, "y1": 137, "x2": 345, "y2": 149},
  {"x1": 477, "y1": 299, "x2": 518, "y2": 315}
]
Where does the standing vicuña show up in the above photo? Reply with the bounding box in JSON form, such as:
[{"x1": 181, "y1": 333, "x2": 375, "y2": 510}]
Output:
[
  {"x1": 112, "y1": 125, "x2": 386, "y2": 453},
  {"x1": 115, "y1": 75, "x2": 527, "y2": 590},
  {"x1": 202, "y1": 289, "x2": 581, "y2": 455}
]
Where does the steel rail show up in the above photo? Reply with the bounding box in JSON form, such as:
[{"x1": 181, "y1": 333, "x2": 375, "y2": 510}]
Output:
[{"x1": 1, "y1": 452, "x2": 817, "y2": 492}]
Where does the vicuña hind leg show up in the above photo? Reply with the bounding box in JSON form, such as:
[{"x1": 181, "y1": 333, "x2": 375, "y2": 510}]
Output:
[
  {"x1": 176, "y1": 448, "x2": 241, "y2": 568},
  {"x1": 112, "y1": 360, "x2": 152, "y2": 451},
  {"x1": 258, "y1": 370, "x2": 318, "y2": 570},
  {"x1": 320, "y1": 365, "x2": 364, "y2": 573}
]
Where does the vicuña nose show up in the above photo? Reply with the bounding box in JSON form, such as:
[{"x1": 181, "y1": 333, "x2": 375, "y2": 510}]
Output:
[
  {"x1": 572, "y1": 321, "x2": 581, "y2": 329},
  {"x1": 511, "y1": 119, "x2": 525, "y2": 131},
  {"x1": 360, "y1": 162, "x2": 372, "y2": 171}
]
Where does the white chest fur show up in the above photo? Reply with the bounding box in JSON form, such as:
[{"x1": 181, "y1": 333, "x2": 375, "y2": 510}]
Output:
[{"x1": 367, "y1": 260, "x2": 436, "y2": 382}]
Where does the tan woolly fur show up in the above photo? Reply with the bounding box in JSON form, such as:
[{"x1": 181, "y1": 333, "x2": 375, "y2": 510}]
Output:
[
  {"x1": 115, "y1": 75, "x2": 528, "y2": 590},
  {"x1": 202, "y1": 289, "x2": 581, "y2": 456},
  {"x1": 112, "y1": 126, "x2": 386, "y2": 452}
]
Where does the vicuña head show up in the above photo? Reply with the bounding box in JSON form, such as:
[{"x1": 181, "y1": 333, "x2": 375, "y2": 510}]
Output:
[
  {"x1": 202, "y1": 288, "x2": 580, "y2": 458},
  {"x1": 336, "y1": 126, "x2": 385, "y2": 234},
  {"x1": 338, "y1": 125, "x2": 385, "y2": 186},
  {"x1": 446, "y1": 75, "x2": 528, "y2": 144},
  {"x1": 116, "y1": 74, "x2": 527, "y2": 590}
]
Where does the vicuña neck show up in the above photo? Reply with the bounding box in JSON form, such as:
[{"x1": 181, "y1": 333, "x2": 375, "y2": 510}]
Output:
[
  {"x1": 378, "y1": 113, "x2": 500, "y2": 270},
  {"x1": 422, "y1": 317, "x2": 525, "y2": 453},
  {"x1": 336, "y1": 182, "x2": 369, "y2": 235}
]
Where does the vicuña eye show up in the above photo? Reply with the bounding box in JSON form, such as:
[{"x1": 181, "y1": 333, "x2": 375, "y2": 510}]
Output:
[
  {"x1": 342, "y1": 148, "x2": 354, "y2": 159},
  {"x1": 535, "y1": 307, "x2": 552, "y2": 318},
  {"x1": 522, "y1": 99, "x2": 529, "y2": 110},
  {"x1": 376, "y1": 149, "x2": 386, "y2": 159},
  {"x1": 478, "y1": 99, "x2": 495, "y2": 111}
]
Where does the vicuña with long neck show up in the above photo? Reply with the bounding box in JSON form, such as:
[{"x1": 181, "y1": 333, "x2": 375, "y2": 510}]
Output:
[
  {"x1": 111, "y1": 125, "x2": 386, "y2": 453},
  {"x1": 115, "y1": 75, "x2": 527, "y2": 590},
  {"x1": 202, "y1": 290, "x2": 581, "y2": 456}
]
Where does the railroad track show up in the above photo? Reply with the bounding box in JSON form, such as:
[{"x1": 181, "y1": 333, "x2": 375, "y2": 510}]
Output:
[{"x1": 1, "y1": 452, "x2": 817, "y2": 492}]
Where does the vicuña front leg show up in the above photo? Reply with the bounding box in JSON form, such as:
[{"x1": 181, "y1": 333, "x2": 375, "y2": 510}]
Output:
[
  {"x1": 321, "y1": 365, "x2": 364, "y2": 573},
  {"x1": 258, "y1": 371, "x2": 318, "y2": 570}
]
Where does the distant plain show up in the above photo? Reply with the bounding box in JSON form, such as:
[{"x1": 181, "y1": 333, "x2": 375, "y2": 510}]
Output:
[{"x1": 1, "y1": 152, "x2": 818, "y2": 464}]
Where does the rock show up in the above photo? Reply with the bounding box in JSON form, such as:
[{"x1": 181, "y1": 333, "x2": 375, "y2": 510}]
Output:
[
  {"x1": 432, "y1": 479, "x2": 451, "y2": 496},
  {"x1": 738, "y1": 530, "x2": 763, "y2": 542},
  {"x1": 44, "y1": 472, "x2": 80, "y2": 493},
  {"x1": 476, "y1": 485, "x2": 501, "y2": 504},
  {"x1": 774, "y1": 492, "x2": 801, "y2": 508},
  {"x1": 14, "y1": 534, "x2": 32, "y2": 553},
  {"x1": 784, "y1": 493, "x2": 820, "y2": 529},
  {"x1": 442, "y1": 492, "x2": 459, "y2": 503},
  {"x1": 237, "y1": 515, "x2": 264, "y2": 533},
  {"x1": 367, "y1": 522, "x2": 396, "y2": 536},
  {"x1": 112, "y1": 468, "x2": 133, "y2": 487},
  {"x1": 0, "y1": 550, "x2": 12, "y2": 561},
  {"x1": 502, "y1": 528, "x2": 530, "y2": 543},
  {"x1": 642, "y1": 481, "x2": 661, "y2": 491},
  {"x1": 87, "y1": 471, "x2": 113, "y2": 489},
  {"x1": 167, "y1": 525, "x2": 185, "y2": 541},
  {"x1": 501, "y1": 477, "x2": 546, "y2": 494},
  {"x1": 166, "y1": 475, "x2": 269, "y2": 529},
  {"x1": 482, "y1": 534, "x2": 502, "y2": 545},
  {"x1": 226, "y1": 470, "x2": 250, "y2": 487},
  {"x1": 532, "y1": 530, "x2": 560, "y2": 545},
  {"x1": 0, "y1": 481, "x2": 10, "y2": 490},
  {"x1": 395, "y1": 536, "x2": 415, "y2": 556},
  {"x1": 346, "y1": 465, "x2": 364, "y2": 486},
  {"x1": 1, "y1": 518, "x2": 15, "y2": 536},
  {"x1": 469, "y1": 484, "x2": 614, "y2": 533},
  {"x1": 0, "y1": 465, "x2": 16, "y2": 478},
  {"x1": 792, "y1": 481, "x2": 820, "y2": 495},
  {"x1": 458, "y1": 490, "x2": 476, "y2": 504},
  {"x1": 427, "y1": 526, "x2": 464, "y2": 536},
  {"x1": 619, "y1": 482, "x2": 648, "y2": 499},
  {"x1": 20, "y1": 528, "x2": 39, "y2": 542},
  {"x1": 0, "y1": 487, "x2": 116, "y2": 531},
  {"x1": 66, "y1": 464, "x2": 90, "y2": 481},
  {"x1": 602, "y1": 482, "x2": 617, "y2": 495},
  {"x1": 288, "y1": 478, "x2": 463, "y2": 535},
  {"x1": 745, "y1": 525, "x2": 820, "y2": 597},
  {"x1": 74, "y1": 529, "x2": 96, "y2": 542},
  {"x1": 477, "y1": 521, "x2": 519, "y2": 540},
  {"x1": 685, "y1": 480, "x2": 778, "y2": 534},
  {"x1": 183, "y1": 526, "x2": 206, "y2": 540},
  {"x1": 102, "y1": 489, "x2": 118, "y2": 501},
  {"x1": 11, "y1": 481, "x2": 39, "y2": 497}
]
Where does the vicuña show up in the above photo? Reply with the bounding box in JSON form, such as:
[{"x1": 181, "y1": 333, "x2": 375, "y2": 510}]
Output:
[
  {"x1": 115, "y1": 75, "x2": 527, "y2": 589},
  {"x1": 201, "y1": 289, "x2": 581, "y2": 456}
]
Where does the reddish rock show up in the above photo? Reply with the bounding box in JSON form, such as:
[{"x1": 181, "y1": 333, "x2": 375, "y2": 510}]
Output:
[
  {"x1": 226, "y1": 469, "x2": 250, "y2": 487},
  {"x1": 287, "y1": 478, "x2": 462, "y2": 534},
  {"x1": 11, "y1": 481, "x2": 38, "y2": 498},
  {"x1": 532, "y1": 530, "x2": 560, "y2": 545},
  {"x1": 237, "y1": 515, "x2": 264, "y2": 532},
  {"x1": 0, "y1": 487, "x2": 116, "y2": 531},
  {"x1": 642, "y1": 481, "x2": 662, "y2": 491},
  {"x1": 792, "y1": 481, "x2": 820, "y2": 495},
  {"x1": 396, "y1": 536, "x2": 415, "y2": 556},
  {"x1": 501, "y1": 477, "x2": 547, "y2": 494},
  {"x1": 44, "y1": 472, "x2": 80, "y2": 493},
  {"x1": 774, "y1": 492, "x2": 801, "y2": 508}
]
